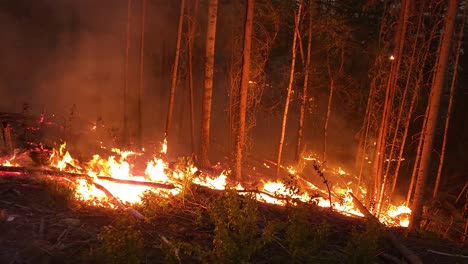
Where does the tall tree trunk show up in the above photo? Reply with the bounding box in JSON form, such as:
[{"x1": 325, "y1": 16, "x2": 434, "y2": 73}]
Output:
[
  {"x1": 378, "y1": 0, "x2": 411, "y2": 213},
  {"x1": 165, "y1": 0, "x2": 185, "y2": 149},
  {"x1": 276, "y1": 0, "x2": 303, "y2": 177},
  {"x1": 296, "y1": 2, "x2": 313, "y2": 162},
  {"x1": 433, "y1": 8, "x2": 465, "y2": 199},
  {"x1": 389, "y1": 5, "x2": 426, "y2": 202},
  {"x1": 409, "y1": 0, "x2": 458, "y2": 233},
  {"x1": 234, "y1": 0, "x2": 254, "y2": 180},
  {"x1": 187, "y1": 0, "x2": 199, "y2": 156},
  {"x1": 123, "y1": 0, "x2": 133, "y2": 147},
  {"x1": 371, "y1": 0, "x2": 410, "y2": 212},
  {"x1": 137, "y1": 0, "x2": 147, "y2": 149},
  {"x1": 199, "y1": 0, "x2": 218, "y2": 168}
]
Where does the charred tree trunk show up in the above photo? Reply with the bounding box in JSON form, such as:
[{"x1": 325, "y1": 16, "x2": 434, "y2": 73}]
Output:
[
  {"x1": 137, "y1": 0, "x2": 147, "y2": 149},
  {"x1": 199, "y1": 0, "x2": 218, "y2": 168},
  {"x1": 234, "y1": 0, "x2": 254, "y2": 180},
  {"x1": 296, "y1": 2, "x2": 313, "y2": 162},
  {"x1": 187, "y1": 0, "x2": 199, "y2": 156},
  {"x1": 165, "y1": 0, "x2": 186, "y2": 150},
  {"x1": 409, "y1": 0, "x2": 458, "y2": 233},
  {"x1": 433, "y1": 8, "x2": 464, "y2": 199},
  {"x1": 122, "y1": 0, "x2": 133, "y2": 147},
  {"x1": 276, "y1": 0, "x2": 303, "y2": 177}
]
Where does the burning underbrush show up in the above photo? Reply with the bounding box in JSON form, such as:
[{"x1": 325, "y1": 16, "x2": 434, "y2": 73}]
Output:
[
  {"x1": 2, "y1": 142, "x2": 466, "y2": 263},
  {"x1": 0, "y1": 141, "x2": 411, "y2": 228}
]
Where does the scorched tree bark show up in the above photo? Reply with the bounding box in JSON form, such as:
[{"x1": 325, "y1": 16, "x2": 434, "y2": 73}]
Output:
[
  {"x1": 199, "y1": 0, "x2": 218, "y2": 168},
  {"x1": 409, "y1": 0, "x2": 458, "y2": 233},
  {"x1": 234, "y1": 0, "x2": 254, "y2": 180}
]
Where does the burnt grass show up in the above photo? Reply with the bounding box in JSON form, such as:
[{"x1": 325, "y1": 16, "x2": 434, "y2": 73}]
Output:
[{"x1": 0, "y1": 173, "x2": 466, "y2": 264}]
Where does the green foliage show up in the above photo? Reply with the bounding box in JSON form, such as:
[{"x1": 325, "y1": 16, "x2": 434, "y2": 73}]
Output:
[
  {"x1": 39, "y1": 176, "x2": 77, "y2": 208},
  {"x1": 171, "y1": 156, "x2": 197, "y2": 199},
  {"x1": 344, "y1": 221, "x2": 382, "y2": 264},
  {"x1": 208, "y1": 191, "x2": 261, "y2": 263},
  {"x1": 137, "y1": 190, "x2": 172, "y2": 222},
  {"x1": 91, "y1": 216, "x2": 144, "y2": 264},
  {"x1": 286, "y1": 207, "x2": 329, "y2": 263}
]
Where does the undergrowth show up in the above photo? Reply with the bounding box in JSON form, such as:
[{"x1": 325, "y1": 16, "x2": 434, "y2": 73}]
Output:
[
  {"x1": 87, "y1": 216, "x2": 144, "y2": 264},
  {"x1": 38, "y1": 176, "x2": 77, "y2": 208}
]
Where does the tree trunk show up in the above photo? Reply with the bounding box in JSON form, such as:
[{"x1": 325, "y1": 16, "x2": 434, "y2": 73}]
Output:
[
  {"x1": 295, "y1": 2, "x2": 313, "y2": 162},
  {"x1": 165, "y1": 0, "x2": 185, "y2": 149},
  {"x1": 409, "y1": 0, "x2": 458, "y2": 233},
  {"x1": 123, "y1": 0, "x2": 133, "y2": 147},
  {"x1": 433, "y1": 8, "x2": 464, "y2": 199},
  {"x1": 199, "y1": 0, "x2": 218, "y2": 168},
  {"x1": 378, "y1": 0, "x2": 411, "y2": 213},
  {"x1": 234, "y1": 0, "x2": 254, "y2": 180},
  {"x1": 389, "y1": 5, "x2": 425, "y2": 202},
  {"x1": 187, "y1": 0, "x2": 199, "y2": 156},
  {"x1": 323, "y1": 79, "x2": 333, "y2": 162},
  {"x1": 137, "y1": 0, "x2": 147, "y2": 149},
  {"x1": 406, "y1": 93, "x2": 431, "y2": 206},
  {"x1": 276, "y1": 0, "x2": 303, "y2": 177}
]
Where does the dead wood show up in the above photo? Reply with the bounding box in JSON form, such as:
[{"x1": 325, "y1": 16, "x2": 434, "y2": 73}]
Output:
[
  {"x1": 349, "y1": 192, "x2": 423, "y2": 264},
  {"x1": 441, "y1": 199, "x2": 463, "y2": 222},
  {"x1": 92, "y1": 182, "x2": 145, "y2": 220},
  {"x1": 379, "y1": 253, "x2": 404, "y2": 264},
  {"x1": 0, "y1": 165, "x2": 176, "y2": 189}
]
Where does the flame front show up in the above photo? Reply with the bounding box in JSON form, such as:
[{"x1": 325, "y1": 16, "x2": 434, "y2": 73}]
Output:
[{"x1": 2, "y1": 143, "x2": 411, "y2": 227}]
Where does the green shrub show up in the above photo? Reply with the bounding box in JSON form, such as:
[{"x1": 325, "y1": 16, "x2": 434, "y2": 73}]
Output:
[
  {"x1": 344, "y1": 221, "x2": 382, "y2": 264},
  {"x1": 93, "y1": 217, "x2": 144, "y2": 264},
  {"x1": 286, "y1": 207, "x2": 329, "y2": 263},
  {"x1": 208, "y1": 191, "x2": 261, "y2": 263},
  {"x1": 39, "y1": 176, "x2": 77, "y2": 208}
]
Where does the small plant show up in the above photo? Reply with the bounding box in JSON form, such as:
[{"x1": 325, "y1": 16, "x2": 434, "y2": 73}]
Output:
[
  {"x1": 208, "y1": 190, "x2": 261, "y2": 263},
  {"x1": 286, "y1": 207, "x2": 329, "y2": 263},
  {"x1": 137, "y1": 190, "x2": 172, "y2": 222},
  {"x1": 344, "y1": 221, "x2": 382, "y2": 264},
  {"x1": 39, "y1": 176, "x2": 77, "y2": 208},
  {"x1": 312, "y1": 161, "x2": 332, "y2": 208},
  {"x1": 171, "y1": 157, "x2": 197, "y2": 200},
  {"x1": 91, "y1": 216, "x2": 144, "y2": 264}
]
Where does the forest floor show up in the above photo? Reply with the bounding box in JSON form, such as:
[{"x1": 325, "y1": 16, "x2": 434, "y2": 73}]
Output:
[{"x1": 0, "y1": 172, "x2": 467, "y2": 264}]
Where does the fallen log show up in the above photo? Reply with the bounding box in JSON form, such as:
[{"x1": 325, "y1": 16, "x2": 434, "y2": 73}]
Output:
[
  {"x1": 92, "y1": 181, "x2": 145, "y2": 220},
  {"x1": 348, "y1": 192, "x2": 423, "y2": 264},
  {"x1": 0, "y1": 165, "x2": 176, "y2": 189}
]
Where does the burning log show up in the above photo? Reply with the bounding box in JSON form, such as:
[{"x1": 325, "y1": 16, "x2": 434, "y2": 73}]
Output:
[
  {"x1": 349, "y1": 192, "x2": 423, "y2": 264},
  {"x1": 92, "y1": 181, "x2": 145, "y2": 220},
  {"x1": 0, "y1": 165, "x2": 176, "y2": 190}
]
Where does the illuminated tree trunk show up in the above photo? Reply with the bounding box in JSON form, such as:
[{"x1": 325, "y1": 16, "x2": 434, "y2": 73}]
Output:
[
  {"x1": 433, "y1": 8, "x2": 464, "y2": 199},
  {"x1": 165, "y1": 0, "x2": 185, "y2": 148},
  {"x1": 389, "y1": 5, "x2": 425, "y2": 202},
  {"x1": 323, "y1": 58, "x2": 334, "y2": 162},
  {"x1": 122, "y1": 0, "x2": 133, "y2": 146},
  {"x1": 276, "y1": 0, "x2": 303, "y2": 177},
  {"x1": 409, "y1": 0, "x2": 458, "y2": 233},
  {"x1": 137, "y1": 0, "x2": 147, "y2": 149},
  {"x1": 371, "y1": 0, "x2": 408, "y2": 212},
  {"x1": 296, "y1": 2, "x2": 313, "y2": 162},
  {"x1": 378, "y1": 0, "x2": 411, "y2": 213},
  {"x1": 199, "y1": 0, "x2": 218, "y2": 168},
  {"x1": 187, "y1": 0, "x2": 199, "y2": 156},
  {"x1": 406, "y1": 95, "x2": 430, "y2": 206},
  {"x1": 234, "y1": 0, "x2": 254, "y2": 180}
]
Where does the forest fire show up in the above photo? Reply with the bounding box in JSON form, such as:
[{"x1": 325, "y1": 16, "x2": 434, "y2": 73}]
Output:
[{"x1": 0, "y1": 142, "x2": 410, "y2": 227}]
